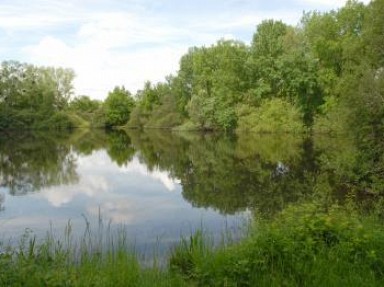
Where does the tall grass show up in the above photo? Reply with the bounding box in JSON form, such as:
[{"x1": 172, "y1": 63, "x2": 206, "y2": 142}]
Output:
[
  {"x1": 2, "y1": 202, "x2": 384, "y2": 286},
  {"x1": 169, "y1": 202, "x2": 384, "y2": 286},
  {"x1": 0, "y1": 217, "x2": 187, "y2": 287}
]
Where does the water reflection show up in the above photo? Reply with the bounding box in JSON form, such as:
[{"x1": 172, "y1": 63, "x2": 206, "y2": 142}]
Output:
[
  {"x1": 0, "y1": 131, "x2": 78, "y2": 195},
  {"x1": 126, "y1": 130, "x2": 319, "y2": 215},
  {"x1": 1, "y1": 128, "x2": 365, "y2": 254},
  {"x1": 0, "y1": 192, "x2": 4, "y2": 211},
  {"x1": 0, "y1": 129, "x2": 324, "y2": 216},
  {"x1": 0, "y1": 130, "x2": 356, "y2": 226}
]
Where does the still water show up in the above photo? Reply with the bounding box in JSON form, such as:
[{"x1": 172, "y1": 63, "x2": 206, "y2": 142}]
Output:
[{"x1": 0, "y1": 129, "x2": 351, "y2": 254}]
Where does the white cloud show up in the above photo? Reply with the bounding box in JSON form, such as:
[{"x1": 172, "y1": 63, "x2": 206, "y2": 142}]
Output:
[
  {"x1": 87, "y1": 199, "x2": 137, "y2": 224},
  {"x1": 0, "y1": 1, "x2": 81, "y2": 31},
  {"x1": 39, "y1": 152, "x2": 180, "y2": 208},
  {"x1": 86, "y1": 194, "x2": 181, "y2": 224},
  {"x1": 24, "y1": 36, "x2": 72, "y2": 65},
  {"x1": 23, "y1": 37, "x2": 185, "y2": 99},
  {"x1": 41, "y1": 175, "x2": 109, "y2": 207},
  {"x1": 21, "y1": 10, "x2": 188, "y2": 99}
]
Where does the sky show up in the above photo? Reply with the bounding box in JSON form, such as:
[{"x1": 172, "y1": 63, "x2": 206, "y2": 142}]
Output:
[{"x1": 0, "y1": 0, "x2": 371, "y2": 100}]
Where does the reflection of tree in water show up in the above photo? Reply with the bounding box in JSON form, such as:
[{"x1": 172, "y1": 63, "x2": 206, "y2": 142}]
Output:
[
  {"x1": 0, "y1": 129, "x2": 137, "y2": 196},
  {"x1": 180, "y1": 135, "x2": 319, "y2": 215},
  {"x1": 105, "y1": 130, "x2": 136, "y2": 167},
  {"x1": 0, "y1": 131, "x2": 79, "y2": 195},
  {"x1": 0, "y1": 192, "x2": 4, "y2": 211},
  {"x1": 0, "y1": 128, "x2": 363, "y2": 215},
  {"x1": 126, "y1": 130, "x2": 321, "y2": 216},
  {"x1": 127, "y1": 129, "x2": 190, "y2": 176},
  {"x1": 70, "y1": 128, "x2": 107, "y2": 156}
]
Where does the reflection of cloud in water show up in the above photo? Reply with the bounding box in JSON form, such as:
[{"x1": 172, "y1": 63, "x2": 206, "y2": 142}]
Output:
[
  {"x1": 87, "y1": 196, "x2": 180, "y2": 225},
  {"x1": 39, "y1": 152, "x2": 180, "y2": 210},
  {"x1": 41, "y1": 175, "x2": 109, "y2": 207},
  {"x1": 87, "y1": 199, "x2": 136, "y2": 224},
  {"x1": 121, "y1": 157, "x2": 180, "y2": 191}
]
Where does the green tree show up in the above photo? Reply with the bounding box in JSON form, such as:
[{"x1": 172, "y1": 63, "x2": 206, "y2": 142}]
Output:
[
  {"x1": 137, "y1": 81, "x2": 160, "y2": 111},
  {"x1": 363, "y1": 0, "x2": 384, "y2": 68},
  {"x1": 104, "y1": 86, "x2": 135, "y2": 127},
  {"x1": 0, "y1": 61, "x2": 75, "y2": 129},
  {"x1": 69, "y1": 95, "x2": 101, "y2": 113}
]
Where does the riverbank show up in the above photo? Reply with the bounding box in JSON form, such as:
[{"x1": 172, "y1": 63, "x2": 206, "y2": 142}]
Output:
[{"x1": 1, "y1": 201, "x2": 384, "y2": 286}]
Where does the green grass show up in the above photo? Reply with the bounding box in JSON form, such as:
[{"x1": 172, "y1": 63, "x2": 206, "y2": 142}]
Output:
[
  {"x1": 170, "y1": 202, "x2": 384, "y2": 286},
  {"x1": 2, "y1": 202, "x2": 384, "y2": 286},
  {"x1": 0, "y1": 221, "x2": 188, "y2": 287}
]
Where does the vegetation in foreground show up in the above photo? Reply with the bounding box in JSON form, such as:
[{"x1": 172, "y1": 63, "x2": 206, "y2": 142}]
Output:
[
  {"x1": 171, "y1": 202, "x2": 384, "y2": 286},
  {"x1": 2, "y1": 200, "x2": 384, "y2": 286}
]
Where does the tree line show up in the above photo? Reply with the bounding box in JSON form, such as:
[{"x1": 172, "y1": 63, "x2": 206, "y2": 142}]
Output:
[
  {"x1": 0, "y1": 62, "x2": 135, "y2": 129},
  {"x1": 127, "y1": 0, "x2": 383, "y2": 136},
  {"x1": 0, "y1": 0, "x2": 383, "y2": 135}
]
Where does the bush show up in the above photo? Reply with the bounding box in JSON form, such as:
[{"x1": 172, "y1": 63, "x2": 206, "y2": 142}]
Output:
[
  {"x1": 313, "y1": 96, "x2": 350, "y2": 134},
  {"x1": 144, "y1": 95, "x2": 184, "y2": 128},
  {"x1": 172, "y1": 120, "x2": 201, "y2": 131},
  {"x1": 126, "y1": 107, "x2": 149, "y2": 129},
  {"x1": 236, "y1": 98, "x2": 305, "y2": 134}
]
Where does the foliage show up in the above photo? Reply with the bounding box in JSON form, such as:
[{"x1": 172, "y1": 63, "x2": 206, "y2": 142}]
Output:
[
  {"x1": 2, "y1": 201, "x2": 384, "y2": 286},
  {"x1": 313, "y1": 96, "x2": 350, "y2": 134},
  {"x1": 170, "y1": 202, "x2": 384, "y2": 286},
  {"x1": 144, "y1": 93, "x2": 184, "y2": 128},
  {"x1": 346, "y1": 68, "x2": 384, "y2": 193},
  {"x1": 104, "y1": 86, "x2": 135, "y2": 127},
  {"x1": 120, "y1": 0, "x2": 382, "y2": 138},
  {"x1": 236, "y1": 98, "x2": 304, "y2": 133},
  {"x1": 69, "y1": 95, "x2": 101, "y2": 113},
  {"x1": 126, "y1": 106, "x2": 150, "y2": 128},
  {"x1": 127, "y1": 81, "x2": 185, "y2": 129},
  {"x1": 0, "y1": 61, "x2": 75, "y2": 130},
  {"x1": 173, "y1": 120, "x2": 201, "y2": 131},
  {"x1": 1, "y1": 0, "x2": 382, "y2": 135},
  {"x1": 127, "y1": 17, "x2": 325, "y2": 129}
]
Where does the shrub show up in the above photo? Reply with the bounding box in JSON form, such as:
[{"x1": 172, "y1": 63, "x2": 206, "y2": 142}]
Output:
[
  {"x1": 313, "y1": 96, "x2": 350, "y2": 134},
  {"x1": 236, "y1": 98, "x2": 305, "y2": 133},
  {"x1": 172, "y1": 120, "x2": 201, "y2": 131},
  {"x1": 34, "y1": 112, "x2": 74, "y2": 130}
]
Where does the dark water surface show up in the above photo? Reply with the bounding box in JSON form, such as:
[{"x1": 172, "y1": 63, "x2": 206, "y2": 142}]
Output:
[{"x1": 0, "y1": 129, "x2": 352, "y2": 255}]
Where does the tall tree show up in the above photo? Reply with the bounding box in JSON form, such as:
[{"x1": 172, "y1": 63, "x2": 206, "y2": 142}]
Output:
[{"x1": 0, "y1": 61, "x2": 75, "y2": 129}]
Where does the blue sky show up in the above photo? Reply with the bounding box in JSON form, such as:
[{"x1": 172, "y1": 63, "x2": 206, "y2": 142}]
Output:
[{"x1": 0, "y1": 0, "x2": 370, "y2": 100}]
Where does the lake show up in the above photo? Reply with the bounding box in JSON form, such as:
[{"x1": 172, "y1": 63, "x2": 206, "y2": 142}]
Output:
[{"x1": 0, "y1": 129, "x2": 353, "y2": 257}]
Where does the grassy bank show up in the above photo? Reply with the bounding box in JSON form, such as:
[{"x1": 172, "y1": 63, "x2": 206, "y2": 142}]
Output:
[
  {"x1": 171, "y1": 202, "x2": 384, "y2": 286},
  {"x1": 2, "y1": 202, "x2": 384, "y2": 286}
]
